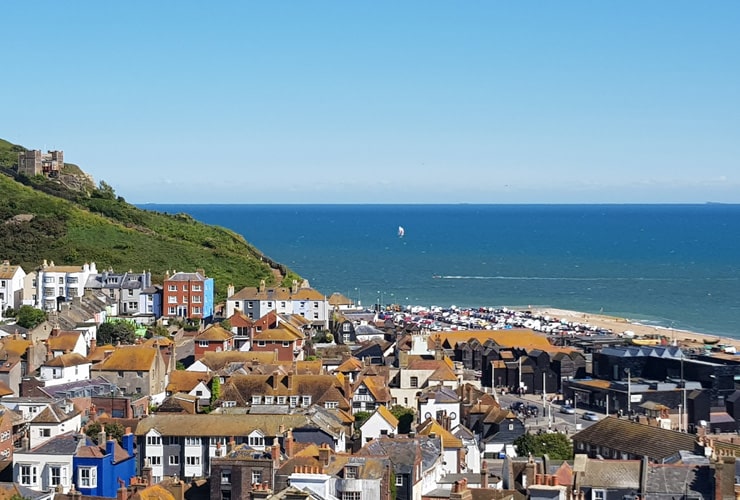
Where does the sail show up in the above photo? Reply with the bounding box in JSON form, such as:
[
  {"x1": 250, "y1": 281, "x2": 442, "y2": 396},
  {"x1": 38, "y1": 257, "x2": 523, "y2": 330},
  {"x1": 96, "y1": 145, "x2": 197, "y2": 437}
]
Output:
[{"x1": 398, "y1": 226, "x2": 405, "y2": 237}]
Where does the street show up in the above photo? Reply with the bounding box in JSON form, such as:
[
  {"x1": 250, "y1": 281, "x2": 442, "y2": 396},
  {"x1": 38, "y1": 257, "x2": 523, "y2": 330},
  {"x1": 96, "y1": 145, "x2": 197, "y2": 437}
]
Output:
[{"x1": 496, "y1": 390, "x2": 600, "y2": 434}]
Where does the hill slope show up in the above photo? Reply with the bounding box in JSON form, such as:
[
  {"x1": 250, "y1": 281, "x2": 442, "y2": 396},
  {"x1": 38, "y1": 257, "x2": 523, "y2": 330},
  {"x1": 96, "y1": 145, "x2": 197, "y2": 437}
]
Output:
[{"x1": 0, "y1": 138, "x2": 298, "y2": 301}]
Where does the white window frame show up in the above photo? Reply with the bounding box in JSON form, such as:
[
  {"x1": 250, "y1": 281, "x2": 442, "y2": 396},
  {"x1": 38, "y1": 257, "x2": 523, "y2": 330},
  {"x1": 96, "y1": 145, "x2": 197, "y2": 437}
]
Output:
[
  {"x1": 19, "y1": 464, "x2": 37, "y2": 486},
  {"x1": 169, "y1": 455, "x2": 179, "y2": 465},
  {"x1": 79, "y1": 466, "x2": 97, "y2": 488}
]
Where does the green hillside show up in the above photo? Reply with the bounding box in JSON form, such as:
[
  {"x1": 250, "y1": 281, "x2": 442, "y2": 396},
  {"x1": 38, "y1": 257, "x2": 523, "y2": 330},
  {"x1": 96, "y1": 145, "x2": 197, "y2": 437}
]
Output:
[{"x1": 0, "y1": 138, "x2": 298, "y2": 302}]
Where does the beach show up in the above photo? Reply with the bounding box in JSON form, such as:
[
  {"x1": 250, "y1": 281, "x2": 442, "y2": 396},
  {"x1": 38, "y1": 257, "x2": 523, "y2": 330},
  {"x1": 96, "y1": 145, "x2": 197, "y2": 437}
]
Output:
[{"x1": 530, "y1": 307, "x2": 740, "y2": 351}]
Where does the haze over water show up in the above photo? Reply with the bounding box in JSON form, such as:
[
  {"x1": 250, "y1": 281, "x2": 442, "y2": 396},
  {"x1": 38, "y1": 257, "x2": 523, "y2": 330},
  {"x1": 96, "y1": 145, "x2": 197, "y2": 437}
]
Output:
[{"x1": 144, "y1": 204, "x2": 740, "y2": 338}]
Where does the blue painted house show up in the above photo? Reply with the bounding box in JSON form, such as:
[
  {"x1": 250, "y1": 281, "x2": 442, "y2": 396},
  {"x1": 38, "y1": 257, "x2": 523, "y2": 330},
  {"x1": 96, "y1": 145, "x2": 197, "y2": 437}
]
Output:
[{"x1": 73, "y1": 428, "x2": 136, "y2": 498}]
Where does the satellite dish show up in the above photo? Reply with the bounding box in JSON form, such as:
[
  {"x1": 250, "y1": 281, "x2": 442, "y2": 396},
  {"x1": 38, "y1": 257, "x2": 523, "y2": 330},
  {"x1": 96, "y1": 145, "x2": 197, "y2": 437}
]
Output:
[
  {"x1": 449, "y1": 412, "x2": 457, "y2": 420},
  {"x1": 425, "y1": 412, "x2": 432, "y2": 419}
]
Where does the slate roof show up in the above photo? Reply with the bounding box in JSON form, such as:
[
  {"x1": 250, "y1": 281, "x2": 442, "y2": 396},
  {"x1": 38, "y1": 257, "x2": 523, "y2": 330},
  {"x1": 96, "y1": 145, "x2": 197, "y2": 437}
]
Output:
[
  {"x1": 578, "y1": 458, "x2": 641, "y2": 489},
  {"x1": 572, "y1": 416, "x2": 698, "y2": 461},
  {"x1": 44, "y1": 352, "x2": 90, "y2": 368},
  {"x1": 77, "y1": 439, "x2": 132, "y2": 463},
  {"x1": 165, "y1": 271, "x2": 207, "y2": 282},
  {"x1": 31, "y1": 403, "x2": 79, "y2": 424},
  {"x1": 26, "y1": 431, "x2": 88, "y2": 454},
  {"x1": 358, "y1": 435, "x2": 442, "y2": 475},
  {"x1": 645, "y1": 463, "x2": 713, "y2": 498}
]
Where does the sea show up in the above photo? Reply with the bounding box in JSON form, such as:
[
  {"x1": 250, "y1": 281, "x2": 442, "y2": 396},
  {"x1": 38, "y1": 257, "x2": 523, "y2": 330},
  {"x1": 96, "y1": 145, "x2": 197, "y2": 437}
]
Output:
[{"x1": 140, "y1": 204, "x2": 740, "y2": 339}]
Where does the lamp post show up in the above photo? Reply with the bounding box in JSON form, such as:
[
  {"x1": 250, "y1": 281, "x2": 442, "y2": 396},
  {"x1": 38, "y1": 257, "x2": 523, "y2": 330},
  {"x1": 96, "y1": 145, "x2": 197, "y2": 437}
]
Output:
[{"x1": 626, "y1": 368, "x2": 631, "y2": 415}]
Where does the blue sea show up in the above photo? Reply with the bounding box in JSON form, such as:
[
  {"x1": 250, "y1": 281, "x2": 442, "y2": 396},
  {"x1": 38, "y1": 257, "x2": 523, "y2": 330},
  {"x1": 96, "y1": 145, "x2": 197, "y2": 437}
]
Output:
[{"x1": 141, "y1": 204, "x2": 740, "y2": 338}]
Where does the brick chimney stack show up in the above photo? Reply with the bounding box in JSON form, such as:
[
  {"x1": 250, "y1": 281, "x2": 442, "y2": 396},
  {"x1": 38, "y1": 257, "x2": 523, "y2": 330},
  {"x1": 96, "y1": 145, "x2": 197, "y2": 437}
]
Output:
[
  {"x1": 318, "y1": 442, "x2": 331, "y2": 466},
  {"x1": 450, "y1": 478, "x2": 473, "y2": 500},
  {"x1": 481, "y1": 460, "x2": 489, "y2": 488}
]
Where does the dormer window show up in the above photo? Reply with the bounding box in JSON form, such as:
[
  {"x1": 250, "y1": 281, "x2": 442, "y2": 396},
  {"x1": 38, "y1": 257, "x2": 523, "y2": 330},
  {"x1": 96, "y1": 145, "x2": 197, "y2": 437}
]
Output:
[
  {"x1": 252, "y1": 395, "x2": 262, "y2": 404},
  {"x1": 344, "y1": 466, "x2": 358, "y2": 479},
  {"x1": 264, "y1": 396, "x2": 274, "y2": 404},
  {"x1": 301, "y1": 396, "x2": 311, "y2": 407},
  {"x1": 289, "y1": 396, "x2": 298, "y2": 407}
]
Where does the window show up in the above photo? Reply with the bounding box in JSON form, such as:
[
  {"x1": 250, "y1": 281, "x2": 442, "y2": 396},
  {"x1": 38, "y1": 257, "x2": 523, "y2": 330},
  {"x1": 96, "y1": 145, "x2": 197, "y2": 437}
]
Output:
[
  {"x1": 0, "y1": 430, "x2": 10, "y2": 441},
  {"x1": 168, "y1": 296, "x2": 178, "y2": 303},
  {"x1": 301, "y1": 395, "x2": 311, "y2": 407},
  {"x1": 325, "y1": 401, "x2": 338, "y2": 409},
  {"x1": 192, "y1": 307, "x2": 201, "y2": 315},
  {"x1": 222, "y1": 401, "x2": 237, "y2": 408},
  {"x1": 249, "y1": 435, "x2": 264, "y2": 447},
  {"x1": 283, "y1": 341, "x2": 290, "y2": 347},
  {"x1": 257, "y1": 340, "x2": 266, "y2": 347},
  {"x1": 20, "y1": 464, "x2": 37, "y2": 486},
  {"x1": 79, "y1": 467, "x2": 97, "y2": 488},
  {"x1": 289, "y1": 396, "x2": 298, "y2": 407},
  {"x1": 210, "y1": 437, "x2": 227, "y2": 446},
  {"x1": 344, "y1": 466, "x2": 358, "y2": 478},
  {"x1": 342, "y1": 323, "x2": 351, "y2": 332},
  {"x1": 313, "y1": 312, "x2": 319, "y2": 319},
  {"x1": 147, "y1": 435, "x2": 161, "y2": 445},
  {"x1": 168, "y1": 307, "x2": 176, "y2": 315},
  {"x1": 192, "y1": 295, "x2": 201, "y2": 303},
  {"x1": 149, "y1": 456, "x2": 161, "y2": 465},
  {"x1": 169, "y1": 455, "x2": 179, "y2": 465},
  {"x1": 252, "y1": 395, "x2": 262, "y2": 404},
  {"x1": 409, "y1": 377, "x2": 419, "y2": 388},
  {"x1": 342, "y1": 493, "x2": 361, "y2": 500},
  {"x1": 247, "y1": 301, "x2": 254, "y2": 308},
  {"x1": 221, "y1": 471, "x2": 231, "y2": 484},
  {"x1": 395, "y1": 475, "x2": 403, "y2": 486},
  {"x1": 281, "y1": 301, "x2": 286, "y2": 308},
  {"x1": 50, "y1": 465, "x2": 66, "y2": 486},
  {"x1": 182, "y1": 285, "x2": 188, "y2": 291},
  {"x1": 40, "y1": 428, "x2": 51, "y2": 437},
  {"x1": 137, "y1": 371, "x2": 144, "y2": 378},
  {"x1": 267, "y1": 301, "x2": 273, "y2": 308},
  {"x1": 264, "y1": 396, "x2": 274, "y2": 404},
  {"x1": 314, "y1": 302, "x2": 319, "y2": 308},
  {"x1": 508, "y1": 424, "x2": 514, "y2": 430},
  {"x1": 252, "y1": 469, "x2": 262, "y2": 484},
  {"x1": 192, "y1": 284, "x2": 202, "y2": 292},
  {"x1": 199, "y1": 340, "x2": 209, "y2": 347},
  {"x1": 185, "y1": 437, "x2": 201, "y2": 446},
  {"x1": 58, "y1": 277, "x2": 64, "y2": 284},
  {"x1": 168, "y1": 285, "x2": 177, "y2": 291},
  {"x1": 592, "y1": 490, "x2": 606, "y2": 500},
  {"x1": 277, "y1": 396, "x2": 287, "y2": 405},
  {"x1": 186, "y1": 456, "x2": 200, "y2": 465}
]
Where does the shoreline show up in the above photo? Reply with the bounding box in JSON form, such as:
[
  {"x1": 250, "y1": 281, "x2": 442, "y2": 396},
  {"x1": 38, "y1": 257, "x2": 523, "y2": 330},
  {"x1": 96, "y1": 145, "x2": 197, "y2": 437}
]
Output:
[{"x1": 527, "y1": 307, "x2": 740, "y2": 351}]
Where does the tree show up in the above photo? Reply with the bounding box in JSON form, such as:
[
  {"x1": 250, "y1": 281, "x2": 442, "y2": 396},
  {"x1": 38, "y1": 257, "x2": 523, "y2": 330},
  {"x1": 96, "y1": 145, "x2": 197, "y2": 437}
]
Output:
[
  {"x1": 15, "y1": 305, "x2": 46, "y2": 329},
  {"x1": 353, "y1": 411, "x2": 372, "y2": 429},
  {"x1": 85, "y1": 421, "x2": 126, "y2": 444},
  {"x1": 220, "y1": 319, "x2": 232, "y2": 331},
  {"x1": 514, "y1": 431, "x2": 573, "y2": 460},
  {"x1": 146, "y1": 324, "x2": 170, "y2": 338},
  {"x1": 97, "y1": 321, "x2": 136, "y2": 345},
  {"x1": 211, "y1": 376, "x2": 221, "y2": 406},
  {"x1": 390, "y1": 405, "x2": 415, "y2": 434}
]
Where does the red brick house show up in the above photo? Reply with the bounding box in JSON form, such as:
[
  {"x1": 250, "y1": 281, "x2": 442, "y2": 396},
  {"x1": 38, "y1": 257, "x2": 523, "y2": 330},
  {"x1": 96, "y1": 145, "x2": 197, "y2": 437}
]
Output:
[
  {"x1": 162, "y1": 269, "x2": 214, "y2": 320},
  {"x1": 193, "y1": 324, "x2": 234, "y2": 359},
  {"x1": 250, "y1": 325, "x2": 304, "y2": 362}
]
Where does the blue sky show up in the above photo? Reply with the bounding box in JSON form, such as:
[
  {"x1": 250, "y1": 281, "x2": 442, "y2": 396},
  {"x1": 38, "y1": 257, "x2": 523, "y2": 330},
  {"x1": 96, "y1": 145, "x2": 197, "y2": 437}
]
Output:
[{"x1": 2, "y1": 2, "x2": 739, "y2": 203}]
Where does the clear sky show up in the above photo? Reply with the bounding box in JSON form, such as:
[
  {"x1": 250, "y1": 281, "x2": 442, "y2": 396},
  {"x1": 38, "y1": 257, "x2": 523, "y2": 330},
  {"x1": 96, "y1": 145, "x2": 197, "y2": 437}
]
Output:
[{"x1": 2, "y1": 2, "x2": 739, "y2": 204}]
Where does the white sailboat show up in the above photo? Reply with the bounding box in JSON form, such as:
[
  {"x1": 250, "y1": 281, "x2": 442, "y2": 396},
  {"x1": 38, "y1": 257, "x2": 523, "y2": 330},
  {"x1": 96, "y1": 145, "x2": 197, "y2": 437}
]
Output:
[{"x1": 398, "y1": 226, "x2": 405, "y2": 238}]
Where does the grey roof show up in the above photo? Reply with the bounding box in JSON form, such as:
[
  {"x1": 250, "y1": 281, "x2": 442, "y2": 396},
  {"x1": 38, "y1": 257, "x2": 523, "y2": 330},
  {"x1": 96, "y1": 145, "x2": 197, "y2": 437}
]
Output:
[
  {"x1": 354, "y1": 325, "x2": 385, "y2": 335},
  {"x1": 359, "y1": 435, "x2": 442, "y2": 475},
  {"x1": 578, "y1": 458, "x2": 641, "y2": 489},
  {"x1": 418, "y1": 385, "x2": 460, "y2": 404},
  {"x1": 39, "y1": 376, "x2": 117, "y2": 399},
  {"x1": 645, "y1": 464, "x2": 713, "y2": 498},
  {"x1": 0, "y1": 324, "x2": 29, "y2": 336},
  {"x1": 167, "y1": 272, "x2": 206, "y2": 281},
  {"x1": 27, "y1": 431, "x2": 89, "y2": 454}
]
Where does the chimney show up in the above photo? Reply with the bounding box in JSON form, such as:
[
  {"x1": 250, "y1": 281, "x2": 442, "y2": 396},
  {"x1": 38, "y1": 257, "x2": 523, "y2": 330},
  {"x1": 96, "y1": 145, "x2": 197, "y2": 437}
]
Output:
[
  {"x1": 285, "y1": 429, "x2": 294, "y2": 458},
  {"x1": 272, "y1": 440, "x2": 281, "y2": 470},
  {"x1": 271, "y1": 372, "x2": 280, "y2": 390},
  {"x1": 450, "y1": 478, "x2": 473, "y2": 500},
  {"x1": 196, "y1": 268, "x2": 205, "y2": 277},
  {"x1": 44, "y1": 340, "x2": 53, "y2": 361},
  {"x1": 227, "y1": 284, "x2": 235, "y2": 298},
  {"x1": 457, "y1": 447, "x2": 466, "y2": 474},
  {"x1": 169, "y1": 477, "x2": 185, "y2": 500},
  {"x1": 399, "y1": 351, "x2": 409, "y2": 369},
  {"x1": 259, "y1": 279, "x2": 266, "y2": 293},
  {"x1": 142, "y1": 460, "x2": 153, "y2": 486},
  {"x1": 98, "y1": 427, "x2": 107, "y2": 447},
  {"x1": 228, "y1": 436, "x2": 236, "y2": 453},
  {"x1": 21, "y1": 433, "x2": 29, "y2": 451},
  {"x1": 318, "y1": 442, "x2": 330, "y2": 466},
  {"x1": 89, "y1": 336, "x2": 97, "y2": 355},
  {"x1": 524, "y1": 455, "x2": 537, "y2": 488},
  {"x1": 117, "y1": 478, "x2": 127, "y2": 500},
  {"x1": 480, "y1": 460, "x2": 489, "y2": 488}
]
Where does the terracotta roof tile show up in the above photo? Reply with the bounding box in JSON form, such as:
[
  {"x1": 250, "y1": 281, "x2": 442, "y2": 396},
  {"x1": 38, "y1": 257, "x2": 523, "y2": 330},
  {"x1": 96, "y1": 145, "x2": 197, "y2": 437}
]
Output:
[
  {"x1": 47, "y1": 331, "x2": 82, "y2": 352},
  {"x1": 93, "y1": 345, "x2": 157, "y2": 372},
  {"x1": 44, "y1": 352, "x2": 90, "y2": 368},
  {"x1": 167, "y1": 371, "x2": 211, "y2": 393},
  {"x1": 195, "y1": 324, "x2": 233, "y2": 341}
]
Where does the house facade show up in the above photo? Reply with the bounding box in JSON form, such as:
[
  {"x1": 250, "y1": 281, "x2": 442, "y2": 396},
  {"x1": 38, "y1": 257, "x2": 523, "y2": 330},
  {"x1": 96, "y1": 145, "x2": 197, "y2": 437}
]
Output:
[
  {"x1": 34, "y1": 261, "x2": 98, "y2": 312},
  {"x1": 85, "y1": 269, "x2": 161, "y2": 320},
  {"x1": 0, "y1": 260, "x2": 26, "y2": 315},
  {"x1": 91, "y1": 344, "x2": 170, "y2": 402},
  {"x1": 162, "y1": 270, "x2": 214, "y2": 320},
  {"x1": 194, "y1": 324, "x2": 234, "y2": 359},
  {"x1": 38, "y1": 353, "x2": 91, "y2": 387}
]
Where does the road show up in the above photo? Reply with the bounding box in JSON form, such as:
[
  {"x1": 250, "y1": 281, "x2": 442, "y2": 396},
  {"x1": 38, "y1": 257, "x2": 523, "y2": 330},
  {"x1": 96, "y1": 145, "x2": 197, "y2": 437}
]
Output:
[{"x1": 496, "y1": 391, "x2": 599, "y2": 434}]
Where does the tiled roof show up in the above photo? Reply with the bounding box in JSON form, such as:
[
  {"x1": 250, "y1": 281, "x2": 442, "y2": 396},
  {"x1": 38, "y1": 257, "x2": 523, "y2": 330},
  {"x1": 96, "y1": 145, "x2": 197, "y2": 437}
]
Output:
[
  {"x1": 165, "y1": 271, "x2": 207, "y2": 282},
  {"x1": 432, "y1": 330, "x2": 573, "y2": 353},
  {"x1": 336, "y1": 357, "x2": 363, "y2": 372},
  {"x1": 32, "y1": 404, "x2": 79, "y2": 424},
  {"x1": 254, "y1": 327, "x2": 301, "y2": 341},
  {"x1": 167, "y1": 371, "x2": 211, "y2": 393},
  {"x1": 87, "y1": 344, "x2": 116, "y2": 362},
  {"x1": 645, "y1": 463, "x2": 713, "y2": 498},
  {"x1": 47, "y1": 331, "x2": 82, "y2": 352},
  {"x1": 195, "y1": 324, "x2": 233, "y2": 341},
  {"x1": 578, "y1": 458, "x2": 641, "y2": 489},
  {"x1": 0, "y1": 380, "x2": 13, "y2": 396},
  {"x1": 375, "y1": 405, "x2": 399, "y2": 428},
  {"x1": 93, "y1": 345, "x2": 157, "y2": 372},
  {"x1": 229, "y1": 311, "x2": 254, "y2": 327},
  {"x1": 27, "y1": 430, "x2": 88, "y2": 454},
  {"x1": 198, "y1": 351, "x2": 278, "y2": 371},
  {"x1": 358, "y1": 376, "x2": 392, "y2": 402},
  {"x1": 0, "y1": 261, "x2": 23, "y2": 279},
  {"x1": 572, "y1": 417, "x2": 698, "y2": 461},
  {"x1": 416, "y1": 418, "x2": 463, "y2": 448},
  {"x1": 135, "y1": 413, "x2": 310, "y2": 437},
  {"x1": 219, "y1": 374, "x2": 350, "y2": 410},
  {"x1": 44, "y1": 352, "x2": 90, "y2": 368},
  {"x1": 0, "y1": 337, "x2": 32, "y2": 357},
  {"x1": 328, "y1": 293, "x2": 352, "y2": 306}
]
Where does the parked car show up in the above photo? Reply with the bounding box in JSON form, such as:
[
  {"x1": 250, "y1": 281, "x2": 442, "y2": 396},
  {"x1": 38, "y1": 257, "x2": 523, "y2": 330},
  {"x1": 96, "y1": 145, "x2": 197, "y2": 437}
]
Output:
[
  {"x1": 582, "y1": 412, "x2": 599, "y2": 421},
  {"x1": 560, "y1": 405, "x2": 575, "y2": 414}
]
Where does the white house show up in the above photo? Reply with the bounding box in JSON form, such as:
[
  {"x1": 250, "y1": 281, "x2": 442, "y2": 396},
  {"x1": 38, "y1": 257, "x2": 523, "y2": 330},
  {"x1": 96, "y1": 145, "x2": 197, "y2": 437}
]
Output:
[
  {"x1": 39, "y1": 353, "x2": 92, "y2": 387},
  {"x1": 359, "y1": 406, "x2": 399, "y2": 443},
  {"x1": 13, "y1": 431, "x2": 79, "y2": 493},
  {"x1": 28, "y1": 401, "x2": 81, "y2": 449},
  {"x1": 34, "y1": 261, "x2": 98, "y2": 312},
  {"x1": 417, "y1": 385, "x2": 461, "y2": 429},
  {"x1": 0, "y1": 261, "x2": 26, "y2": 316},
  {"x1": 46, "y1": 330, "x2": 87, "y2": 357}
]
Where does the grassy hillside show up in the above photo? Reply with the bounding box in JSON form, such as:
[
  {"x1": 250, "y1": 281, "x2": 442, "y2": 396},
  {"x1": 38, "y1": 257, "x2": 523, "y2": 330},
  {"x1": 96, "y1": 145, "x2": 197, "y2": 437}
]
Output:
[{"x1": 0, "y1": 138, "x2": 298, "y2": 302}]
